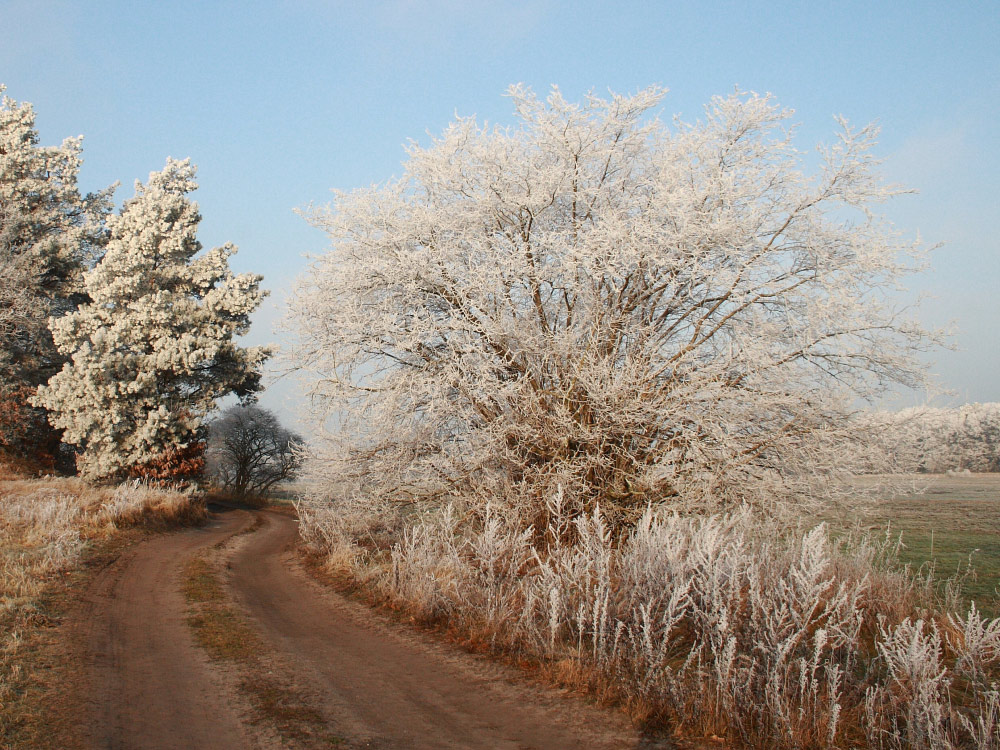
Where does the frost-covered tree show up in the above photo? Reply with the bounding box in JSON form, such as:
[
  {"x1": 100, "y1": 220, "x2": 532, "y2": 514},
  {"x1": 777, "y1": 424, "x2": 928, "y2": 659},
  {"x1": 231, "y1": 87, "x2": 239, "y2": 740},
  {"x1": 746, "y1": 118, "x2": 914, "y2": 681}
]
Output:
[
  {"x1": 34, "y1": 158, "x2": 269, "y2": 480},
  {"x1": 0, "y1": 85, "x2": 113, "y2": 463},
  {"x1": 289, "y1": 85, "x2": 937, "y2": 531}
]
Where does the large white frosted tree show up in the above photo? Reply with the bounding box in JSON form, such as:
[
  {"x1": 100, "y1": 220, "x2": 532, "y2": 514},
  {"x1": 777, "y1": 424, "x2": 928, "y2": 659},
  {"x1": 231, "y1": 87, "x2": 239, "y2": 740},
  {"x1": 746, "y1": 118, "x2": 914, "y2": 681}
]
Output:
[
  {"x1": 0, "y1": 86, "x2": 112, "y2": 463},
  {"x1": 289, "y1": 86, "x2": 937, "y2": 531},
  {"x1": 35, "y1": 158, "x2": 269, "y2": 480}
]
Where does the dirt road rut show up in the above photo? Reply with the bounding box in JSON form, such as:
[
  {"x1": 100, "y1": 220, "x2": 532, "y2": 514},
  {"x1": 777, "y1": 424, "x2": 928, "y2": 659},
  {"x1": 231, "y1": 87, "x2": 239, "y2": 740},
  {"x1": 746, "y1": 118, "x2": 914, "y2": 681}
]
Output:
[{"x1": 64, "y1": 505, "x2": 669, "y2": 749}]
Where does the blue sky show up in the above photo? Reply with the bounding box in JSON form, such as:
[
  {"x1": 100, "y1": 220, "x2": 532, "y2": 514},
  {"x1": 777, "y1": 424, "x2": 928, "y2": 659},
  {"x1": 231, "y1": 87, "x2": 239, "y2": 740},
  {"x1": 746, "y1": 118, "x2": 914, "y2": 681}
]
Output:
[{"x1": 3, "y1": 0, "x2": 997, "y2": 425}]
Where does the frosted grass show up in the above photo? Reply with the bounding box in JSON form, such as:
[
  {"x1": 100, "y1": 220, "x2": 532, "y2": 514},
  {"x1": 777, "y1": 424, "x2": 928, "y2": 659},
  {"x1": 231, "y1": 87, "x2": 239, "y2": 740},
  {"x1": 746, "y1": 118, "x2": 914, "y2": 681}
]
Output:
[{"x1": 303, "y1": 493, "x2": 1000, "y2": 749}]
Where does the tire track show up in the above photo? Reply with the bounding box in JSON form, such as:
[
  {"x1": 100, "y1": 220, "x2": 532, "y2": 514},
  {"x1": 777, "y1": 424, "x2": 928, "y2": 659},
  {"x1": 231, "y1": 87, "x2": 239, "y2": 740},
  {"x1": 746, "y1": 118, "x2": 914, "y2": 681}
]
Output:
[
  {"x1": 71, "y1": 508, "x2": 255, "y2": 750},
  {"x1": 64, "y1": 505, "x2": 673, "y2": 749},
  {"x1": 225, "y1": 509, "x2": 666, "y2": 750}
]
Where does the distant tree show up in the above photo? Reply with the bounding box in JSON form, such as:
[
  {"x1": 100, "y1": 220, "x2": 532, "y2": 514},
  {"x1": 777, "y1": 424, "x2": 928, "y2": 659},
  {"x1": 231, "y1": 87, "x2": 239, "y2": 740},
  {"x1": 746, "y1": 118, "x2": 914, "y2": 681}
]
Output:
[
  {"x1": 0, "y1": 85, "x2": 113, "y2": 466},
  {"x1": 289, "y1": 85, "x2": 938, "y2": 533},
  {"x1": 34, "y1": 158, "x2": 269, "y2": 480},
  {"x1": 207, "y1": 405, "x2": 302, "y2": 499}
]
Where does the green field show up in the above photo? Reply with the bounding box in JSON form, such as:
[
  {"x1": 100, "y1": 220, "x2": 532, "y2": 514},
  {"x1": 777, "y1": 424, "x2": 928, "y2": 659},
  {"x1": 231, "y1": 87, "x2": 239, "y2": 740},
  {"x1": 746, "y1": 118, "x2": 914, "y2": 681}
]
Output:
[{"x1": 852, "y1": 473, "x2": 1000, "y2": 614}]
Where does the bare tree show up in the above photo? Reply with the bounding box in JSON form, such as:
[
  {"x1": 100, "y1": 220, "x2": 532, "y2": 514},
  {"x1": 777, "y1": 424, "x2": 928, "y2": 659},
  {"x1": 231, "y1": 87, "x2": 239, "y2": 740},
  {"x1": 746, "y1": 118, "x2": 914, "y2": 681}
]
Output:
[
  {"x1": 208, "y1": 405, "x2": 302, "y2": 500},
  {"x1": 288, "y1": 85, "x2": 939, "y2": 533}
]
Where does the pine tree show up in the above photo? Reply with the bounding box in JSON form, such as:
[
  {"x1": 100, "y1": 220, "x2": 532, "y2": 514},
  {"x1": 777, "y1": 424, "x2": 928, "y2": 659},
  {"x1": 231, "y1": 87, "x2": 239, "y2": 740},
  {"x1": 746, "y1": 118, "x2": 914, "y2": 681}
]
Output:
[
  {"x1": 34, "y1": 158, "x2": 269, "y2": 480},
  {"x1": 0, "y1": 85, "x2": 113, "y2": 466}
]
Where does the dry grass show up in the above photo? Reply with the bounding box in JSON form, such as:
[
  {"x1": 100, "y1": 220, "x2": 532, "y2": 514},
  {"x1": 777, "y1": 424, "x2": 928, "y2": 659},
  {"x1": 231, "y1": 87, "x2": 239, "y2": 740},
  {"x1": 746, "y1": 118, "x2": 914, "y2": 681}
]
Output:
[{"x1": 0, "y1": 475, "x2": 206, "y2": 742}]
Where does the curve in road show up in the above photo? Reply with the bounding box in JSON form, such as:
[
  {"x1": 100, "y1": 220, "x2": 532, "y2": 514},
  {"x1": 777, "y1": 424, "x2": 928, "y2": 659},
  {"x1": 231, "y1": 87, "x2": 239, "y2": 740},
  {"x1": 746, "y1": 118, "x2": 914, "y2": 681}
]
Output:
[{"x1": 63, "y1": 505, "x2": 671, "y2": 750}]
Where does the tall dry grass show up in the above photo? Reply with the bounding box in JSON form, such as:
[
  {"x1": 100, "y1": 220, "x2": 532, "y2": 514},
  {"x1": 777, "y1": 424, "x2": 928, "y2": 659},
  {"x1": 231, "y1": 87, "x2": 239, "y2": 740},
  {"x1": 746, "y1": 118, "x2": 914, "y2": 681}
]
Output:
[
  {"x1": 0, "y1": 476, "x2": 205, "y2": 727},
  {"x1": 300, "y1": 492, "x2": 1000, "y2": 749}
]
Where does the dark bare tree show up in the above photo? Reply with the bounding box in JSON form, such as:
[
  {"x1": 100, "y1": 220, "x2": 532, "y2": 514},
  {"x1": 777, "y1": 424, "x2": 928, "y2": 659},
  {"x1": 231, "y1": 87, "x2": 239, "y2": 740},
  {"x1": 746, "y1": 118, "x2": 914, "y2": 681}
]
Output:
[{"x1": 208, "y1": 405, "x2": 302, "y2": 500}]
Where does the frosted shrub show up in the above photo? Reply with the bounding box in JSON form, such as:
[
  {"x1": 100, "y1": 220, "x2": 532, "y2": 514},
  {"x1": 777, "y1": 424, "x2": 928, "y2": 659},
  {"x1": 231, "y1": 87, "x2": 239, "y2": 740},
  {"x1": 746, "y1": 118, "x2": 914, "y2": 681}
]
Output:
[
  {"x1": 289, "y1": 85, "x2": 940, "y2": 538},
  {"x1": 295, "y1": 482, "x2": 402, "y2": 566},
  {"x1": 959, "y1": 689, "x2": 1000, "y2": 750},
  {"x1": 868, "y1": 618, "x2": 952, "y2": 749},
  {"x1": 389, "y1": 506, "x2": 464, "y2": 619},
  {"x1": 100, "y1": 478, "x2": 167, "y2": 527},
  {"x1": 948, "y1": 602, "x2": 1000, "y2": 686},
  {"x1": 300, "y1": 497, "x2": 1000, "y2": 749}
]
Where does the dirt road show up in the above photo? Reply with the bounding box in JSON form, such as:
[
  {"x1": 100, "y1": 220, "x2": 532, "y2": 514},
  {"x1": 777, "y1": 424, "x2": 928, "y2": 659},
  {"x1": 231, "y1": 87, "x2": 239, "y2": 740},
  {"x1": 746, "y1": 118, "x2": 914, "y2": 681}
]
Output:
[{"x1": 57, "y1": 505, "x2": 672, "y2": 749}]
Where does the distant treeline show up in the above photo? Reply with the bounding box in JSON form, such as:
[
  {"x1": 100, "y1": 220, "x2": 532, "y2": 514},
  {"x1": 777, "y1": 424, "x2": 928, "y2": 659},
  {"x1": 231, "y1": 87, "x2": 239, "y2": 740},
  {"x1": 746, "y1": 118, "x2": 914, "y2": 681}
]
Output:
[{"x1": 871, "y1": 402, "x2": 1000, "y2": 473}]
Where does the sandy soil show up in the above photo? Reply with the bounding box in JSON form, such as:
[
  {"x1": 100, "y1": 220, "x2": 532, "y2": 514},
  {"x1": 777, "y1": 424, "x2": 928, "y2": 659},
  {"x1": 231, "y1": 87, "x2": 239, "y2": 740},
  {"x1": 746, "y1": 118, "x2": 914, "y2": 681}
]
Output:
[{"x1": 57, "y1": 504, "x2": 676, "y2": 750}]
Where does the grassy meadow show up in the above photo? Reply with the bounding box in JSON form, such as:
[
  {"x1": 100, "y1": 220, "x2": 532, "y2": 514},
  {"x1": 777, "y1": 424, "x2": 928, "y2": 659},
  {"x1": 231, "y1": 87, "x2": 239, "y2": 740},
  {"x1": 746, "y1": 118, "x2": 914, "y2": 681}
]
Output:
[{"x1": 852, "y1": 474, "x2": 1000, "y2": 614}]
